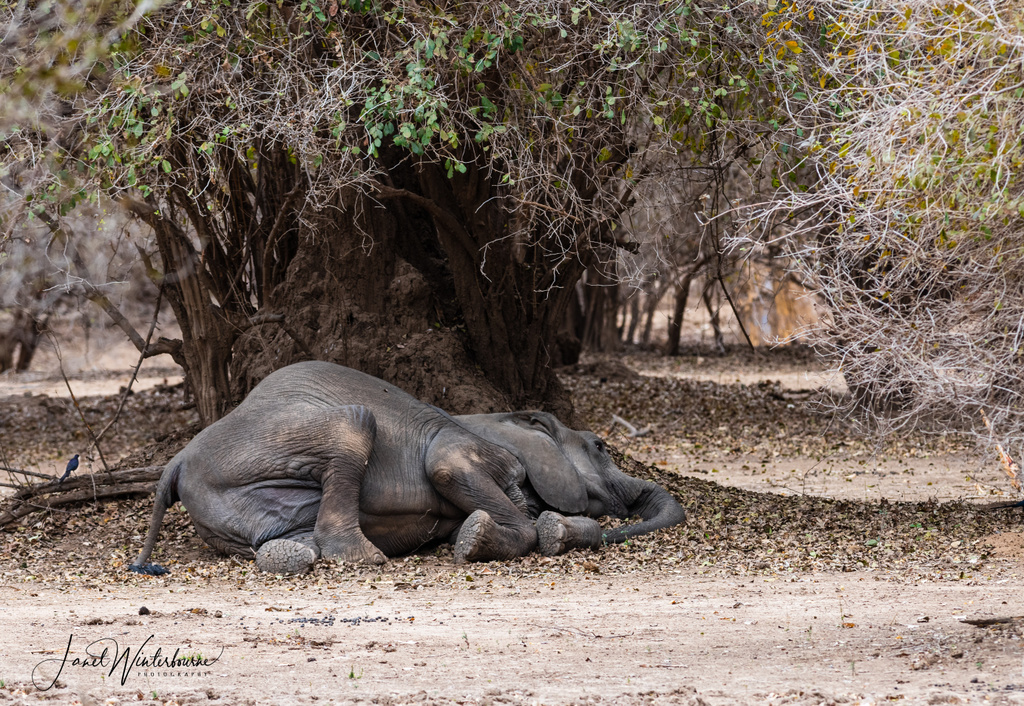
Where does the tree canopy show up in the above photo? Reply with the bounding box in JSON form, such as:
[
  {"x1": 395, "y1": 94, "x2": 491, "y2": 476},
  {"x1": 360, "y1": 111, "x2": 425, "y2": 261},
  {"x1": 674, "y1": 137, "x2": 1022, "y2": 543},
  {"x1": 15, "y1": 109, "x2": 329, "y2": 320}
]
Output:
[
  {"x1": 3, "y1": 0, "x2": 785, "y2": 425},
  {"x1": 4, "y1": 0, "x2": 1024, "y2": 460}
]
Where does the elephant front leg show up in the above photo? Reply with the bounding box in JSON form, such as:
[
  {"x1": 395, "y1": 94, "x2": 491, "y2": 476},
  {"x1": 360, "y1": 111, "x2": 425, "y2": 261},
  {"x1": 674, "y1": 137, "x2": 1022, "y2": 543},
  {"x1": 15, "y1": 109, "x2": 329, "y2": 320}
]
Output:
[
  {"x1": 453, "y1": 509, "x2": 532, "y2": 563},
  {"x1": 315, "y1": 454, "x2": 386, "y2": 566},
  {"x1": 536, "y1": 511, "x2": 603, "y2": 556},
  {"x1": 428, "y1": 435, "x2": 537, "y2": 563}
]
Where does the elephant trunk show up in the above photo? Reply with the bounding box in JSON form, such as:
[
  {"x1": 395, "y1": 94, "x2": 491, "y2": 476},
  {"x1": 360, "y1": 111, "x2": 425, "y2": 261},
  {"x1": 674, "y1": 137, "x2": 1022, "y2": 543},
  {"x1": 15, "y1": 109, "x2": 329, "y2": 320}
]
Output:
[{"x1": 600, "y1": 478, "x2": 686, "y2": 544}]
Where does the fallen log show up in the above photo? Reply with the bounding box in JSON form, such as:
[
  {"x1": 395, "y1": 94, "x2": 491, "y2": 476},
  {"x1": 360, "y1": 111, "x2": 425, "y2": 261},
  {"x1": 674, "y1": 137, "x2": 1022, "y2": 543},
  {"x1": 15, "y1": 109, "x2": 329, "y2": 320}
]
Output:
[{"x1": 0, "y1": 466, "x2": 163, "y2": 528}]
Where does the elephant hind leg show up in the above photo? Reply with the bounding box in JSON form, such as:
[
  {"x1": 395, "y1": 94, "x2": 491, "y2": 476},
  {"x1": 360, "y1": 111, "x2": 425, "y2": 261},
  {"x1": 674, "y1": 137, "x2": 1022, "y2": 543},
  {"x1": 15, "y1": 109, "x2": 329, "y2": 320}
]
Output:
[
  {"x1": 256, "y1": 537, "x2": 318, "y2": 575},
  {"x1": 201, "y1": 531, "x2": 256, "y2": 559},
  {"x1": 312, "y1": 406, "x2": 386, "y2": 566}
]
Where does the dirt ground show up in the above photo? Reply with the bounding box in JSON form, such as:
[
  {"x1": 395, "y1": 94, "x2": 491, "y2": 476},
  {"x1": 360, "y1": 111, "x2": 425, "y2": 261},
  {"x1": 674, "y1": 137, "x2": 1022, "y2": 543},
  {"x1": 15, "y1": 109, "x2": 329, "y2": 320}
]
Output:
[{"x1": 1, "y1": 324, "x2": 1023, "y2": 705}]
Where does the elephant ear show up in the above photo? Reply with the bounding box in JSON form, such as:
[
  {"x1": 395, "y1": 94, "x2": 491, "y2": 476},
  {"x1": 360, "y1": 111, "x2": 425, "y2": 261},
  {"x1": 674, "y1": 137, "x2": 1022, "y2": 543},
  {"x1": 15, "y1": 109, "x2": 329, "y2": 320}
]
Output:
[{"x1": 510, "y1": 413, "x2": 588, "y2": 514}]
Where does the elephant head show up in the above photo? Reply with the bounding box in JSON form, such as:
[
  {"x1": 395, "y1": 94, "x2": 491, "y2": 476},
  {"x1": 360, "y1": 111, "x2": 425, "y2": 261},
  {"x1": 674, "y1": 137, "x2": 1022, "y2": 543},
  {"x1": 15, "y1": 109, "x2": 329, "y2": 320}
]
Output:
[{"x1": 455, "y1": 411, "x2": 686, "y2": 551}]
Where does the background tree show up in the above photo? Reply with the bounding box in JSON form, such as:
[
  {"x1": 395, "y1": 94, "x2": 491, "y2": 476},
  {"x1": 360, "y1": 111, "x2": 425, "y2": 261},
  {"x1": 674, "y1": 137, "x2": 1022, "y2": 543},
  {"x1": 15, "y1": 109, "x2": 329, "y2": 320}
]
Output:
[{"x1": 0, "y1": 201, "x2": 160, "y2": 373}]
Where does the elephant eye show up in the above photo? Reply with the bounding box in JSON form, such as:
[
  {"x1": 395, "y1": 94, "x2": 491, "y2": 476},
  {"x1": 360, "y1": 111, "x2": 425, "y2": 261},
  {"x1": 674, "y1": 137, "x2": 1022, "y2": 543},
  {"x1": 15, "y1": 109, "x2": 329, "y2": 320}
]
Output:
[{"x1": 593, "y1": 439, "x2": 607, "y2": 453}]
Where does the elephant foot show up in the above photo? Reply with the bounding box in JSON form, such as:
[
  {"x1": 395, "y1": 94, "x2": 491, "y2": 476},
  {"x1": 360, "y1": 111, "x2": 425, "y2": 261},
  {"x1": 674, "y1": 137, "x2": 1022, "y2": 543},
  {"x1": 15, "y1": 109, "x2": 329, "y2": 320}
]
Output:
[
  {"x1": 256, "y1": 539, "x2": 319, "y2": 575},
  {"x1": 454, "y1": 510, "x2": 501, "y2": 563},
  {"x1": 320, "y1": 541, "x2": 387, "y2": 566},
  {"x1": 536, "y1": 512, "x2": 603, "y2": 556},
  {"x1": 321, "y1": 545, "x2": 385, "y2": 565},
  {"x1": 536, "y1": 511, "x2": 568, "y2": 556}
]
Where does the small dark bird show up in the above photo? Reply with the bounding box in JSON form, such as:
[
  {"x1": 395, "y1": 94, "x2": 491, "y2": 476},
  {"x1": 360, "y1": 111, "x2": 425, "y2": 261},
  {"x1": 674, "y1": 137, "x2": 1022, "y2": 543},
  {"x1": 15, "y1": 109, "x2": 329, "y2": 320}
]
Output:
[
  {"x1": 991, "y1": 497, "x2": 1024, "y2": 510},
  {"x1": 59, "y1": 454, "x2": 79, "y2": 483},
  {"x1": 987, "y1": 499, "x2": 1024, "y2": 510}
]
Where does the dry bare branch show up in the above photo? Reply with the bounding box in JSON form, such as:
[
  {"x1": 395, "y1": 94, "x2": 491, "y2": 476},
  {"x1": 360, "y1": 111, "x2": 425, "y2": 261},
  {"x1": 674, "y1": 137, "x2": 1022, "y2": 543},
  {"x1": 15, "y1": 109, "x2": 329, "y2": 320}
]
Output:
[{"x1": 0, "y1": 466, "x2": 164, "y2": 528}]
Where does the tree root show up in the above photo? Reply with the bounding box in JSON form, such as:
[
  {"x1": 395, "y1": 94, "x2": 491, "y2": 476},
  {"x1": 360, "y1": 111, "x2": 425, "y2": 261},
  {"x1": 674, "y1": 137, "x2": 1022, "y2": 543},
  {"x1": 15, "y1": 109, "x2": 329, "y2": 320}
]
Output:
[{"x1": 0, "y1": 466, "x2": 163, "y2": 528}]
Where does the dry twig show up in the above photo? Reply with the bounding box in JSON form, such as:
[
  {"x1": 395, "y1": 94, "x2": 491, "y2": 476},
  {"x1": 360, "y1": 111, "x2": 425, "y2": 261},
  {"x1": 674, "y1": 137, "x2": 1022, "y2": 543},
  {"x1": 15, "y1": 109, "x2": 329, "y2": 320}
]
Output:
[
  {"x1": 96, "y1": 287, "x2": 163, "y2": 443},
  {"x1": 47, "y1": 333, "x2": 111, "y2": 473}
]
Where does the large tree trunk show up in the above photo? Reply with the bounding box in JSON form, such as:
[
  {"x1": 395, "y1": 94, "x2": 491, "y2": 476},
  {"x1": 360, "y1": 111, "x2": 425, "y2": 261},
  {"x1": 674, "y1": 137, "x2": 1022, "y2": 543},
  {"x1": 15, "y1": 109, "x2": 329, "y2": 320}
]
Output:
[
  {"x1": 127, "y1": 144, "x2": 308, "y2": 426},
  {"x1": 409, "y1": 159, "x2": 580, "y2": 418},
  {"x1": 230, "y1": 188, "x2": 511, "y2": 416},
  {"x1": 148, "y1": 213, "x2": 240, "y2": 425}
]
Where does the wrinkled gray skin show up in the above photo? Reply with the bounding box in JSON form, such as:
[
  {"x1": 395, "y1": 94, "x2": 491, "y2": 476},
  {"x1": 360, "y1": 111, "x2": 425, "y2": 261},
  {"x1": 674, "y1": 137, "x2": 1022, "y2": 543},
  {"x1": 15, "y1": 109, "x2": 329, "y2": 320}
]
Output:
[{"x1": 130, "y1": 361, "x2": 685, "y2": 575}]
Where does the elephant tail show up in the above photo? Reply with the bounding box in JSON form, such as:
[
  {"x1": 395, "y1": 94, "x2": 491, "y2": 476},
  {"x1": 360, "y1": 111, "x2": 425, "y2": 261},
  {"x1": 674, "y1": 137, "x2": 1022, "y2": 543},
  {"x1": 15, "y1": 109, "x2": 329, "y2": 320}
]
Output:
[{"x1": 128, "y1": 459, "x2": 182, "y2": 576}]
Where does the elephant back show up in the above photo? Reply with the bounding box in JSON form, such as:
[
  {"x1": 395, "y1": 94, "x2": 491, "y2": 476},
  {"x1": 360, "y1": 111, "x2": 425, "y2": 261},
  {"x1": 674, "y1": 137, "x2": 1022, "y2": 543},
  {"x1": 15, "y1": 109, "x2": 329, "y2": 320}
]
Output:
[{"x1": 240, "y1": 361, "x2": 422, "y2": 413}]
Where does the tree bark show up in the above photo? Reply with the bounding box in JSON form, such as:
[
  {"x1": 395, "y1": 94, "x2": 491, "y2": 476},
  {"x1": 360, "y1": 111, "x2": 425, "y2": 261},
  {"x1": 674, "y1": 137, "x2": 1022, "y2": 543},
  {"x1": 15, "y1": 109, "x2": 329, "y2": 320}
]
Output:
[
  {"x1": 666, "y1": 275, "x2": 692, "y2": 356},
  {"x1": 410, "y1": 159, "x2": 580, "y2": 417},
  {"x1": 147, "y1": 214, "x2": 239, "y2": 425},
  {"x1": 580, "y1": 267, "x2": 622, "y2": 354},
  {"x1": 624, "y1": 293, "x2": 641, "y2": 345},
  {"x1": 641, "y1": 281, "x2": 670, "y2": 347},
  {"x1": 131, "y1": 140, "x2": 611, "y2": 425},
  {"x1": 126, "y1": 144, "x2": 305, "y2": 427}
]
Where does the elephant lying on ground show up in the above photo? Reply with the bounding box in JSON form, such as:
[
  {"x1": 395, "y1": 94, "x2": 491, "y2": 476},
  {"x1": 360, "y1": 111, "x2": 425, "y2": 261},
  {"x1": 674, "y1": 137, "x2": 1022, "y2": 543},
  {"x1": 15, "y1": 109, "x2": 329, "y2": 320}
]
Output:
[{"x1": 130, "y1": 361, "x2": 685, "y2": 575}]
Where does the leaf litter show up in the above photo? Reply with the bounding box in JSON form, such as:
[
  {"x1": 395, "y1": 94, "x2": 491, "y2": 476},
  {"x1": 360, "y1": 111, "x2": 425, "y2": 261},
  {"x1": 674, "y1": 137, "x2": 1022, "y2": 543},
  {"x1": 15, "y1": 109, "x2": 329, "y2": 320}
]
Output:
[{"x1": 0, "y1": 353, "x2": 1019, "y2": 591}]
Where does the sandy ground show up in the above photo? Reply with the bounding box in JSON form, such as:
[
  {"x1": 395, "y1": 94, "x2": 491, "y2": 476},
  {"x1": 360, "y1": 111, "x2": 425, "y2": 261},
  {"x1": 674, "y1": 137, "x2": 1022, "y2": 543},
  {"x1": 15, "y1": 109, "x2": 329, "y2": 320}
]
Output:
[
  {"x1": 1, "y1": 323, "x2": 1023, "y2": 705},
  {"x1": 0, "y1": 367, "x2": 182, "y2": 400},
  {"x1": 2, "y1": 568, "x2": 1024, "y2": 705},
  {"x1": 0, "y1": 321, "x2": 183, "y2": 401},
  {"x1": 613, "y1": 353, "x2": 986, "y2": 504},
  {"x1": 630, "y1": 442, "x2": 984, "y2": 504}
]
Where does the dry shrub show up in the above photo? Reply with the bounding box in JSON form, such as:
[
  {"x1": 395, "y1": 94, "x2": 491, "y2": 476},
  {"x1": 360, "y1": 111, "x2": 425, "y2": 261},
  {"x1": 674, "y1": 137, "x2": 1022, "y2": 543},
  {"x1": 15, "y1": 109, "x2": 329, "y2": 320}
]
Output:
[{"x1": 735, "y1": 0, "x2": 1024, "y2": 463}]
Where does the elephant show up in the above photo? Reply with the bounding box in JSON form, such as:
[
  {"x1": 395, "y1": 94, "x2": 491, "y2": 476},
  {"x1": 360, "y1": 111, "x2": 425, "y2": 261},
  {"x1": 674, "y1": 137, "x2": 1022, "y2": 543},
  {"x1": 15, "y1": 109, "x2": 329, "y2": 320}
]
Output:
[{"x1": 129, "y1": 361, "x2": 685, "y2": 575}]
